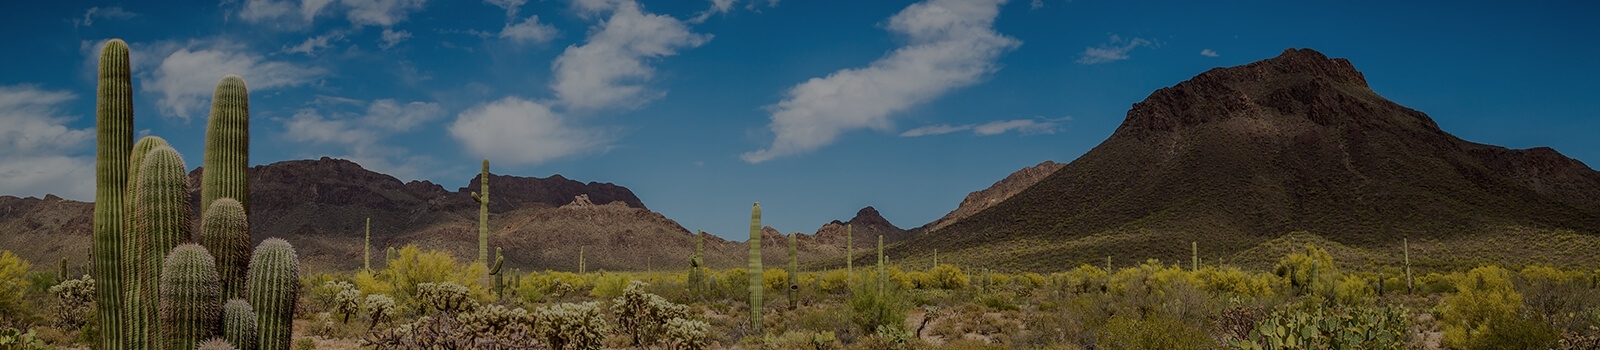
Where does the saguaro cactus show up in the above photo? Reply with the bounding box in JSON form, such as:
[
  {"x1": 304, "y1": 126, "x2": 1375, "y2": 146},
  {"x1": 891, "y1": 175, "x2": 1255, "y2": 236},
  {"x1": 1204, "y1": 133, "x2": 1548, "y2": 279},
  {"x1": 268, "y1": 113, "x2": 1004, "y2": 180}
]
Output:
[
  {"x1": 92, "y1": 38, "x2": 134, "y2": 350},
  {"x1": 201, "y1": 75, "x2": 250, "y2": 215},
  {"x1": 788, "y1": 232, "x2": 798, "y2": 310},
  {"x1": 364, "y1": 218, "x2": 371, "y2": 271},
  {"x1": 579, "y1": 246, "x2": 586, "y2": 275},
  {"x1": 489, "y1": 248, "x2": 505, "y2": 299},
  {"x1": 385, "y1": 246, "x2": 396, "y2": 267},
  {"x1": 1192, "y1": 241, "x2": 1199, "y2": 271},
  {"x1": 877, "y1": 235, "x2": 885, "y2": 293},
  {"x1": 247, "y1": 238, "x2": 299, "y2": 350},
  {"x1": 161, "y1": 244, "x2": 222, "y2": 350},
  {"x1": 201, "y1": 198, "x2": 250, "y2": 301},
  {"x1": 689, "y1": 230, "x2": 705, "y2": 295},
  {"x1": 222, "y1": 299, "x2": 257, "y2": 350},
  {"x1": 471, "y1": 159, "x2": 490, "y2": 265},
  {"x1": 1404, "y1": 238, "x2": 1413, "y2": 294},
  {"x1": 748, "y1": 202, "x2": 762, "y2": 331},
  {"x1": 133, "y1": 145, "x2": 193, "y2": 349},
  {"x1": 846, "y1": 224, "x2": 852, "y2": 283}
]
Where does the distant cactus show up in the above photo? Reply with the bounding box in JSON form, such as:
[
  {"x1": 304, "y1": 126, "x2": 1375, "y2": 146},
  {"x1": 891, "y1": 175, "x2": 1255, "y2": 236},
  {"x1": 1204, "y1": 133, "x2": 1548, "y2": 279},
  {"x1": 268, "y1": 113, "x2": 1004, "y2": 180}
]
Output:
[
  {"x1": 748, "y1": 202, "x2": 762, "y2": 331},
  {"x1": 386, "y1": 246, "x2": 397, "y2": 267},
  {"x1": 222, "y1": 299, "x2": 256, "y2": 350},
  {"x1": 92, "y1": 38, "x2": 134, "y2": 350},
  {"x1": 247, "y1": 238, "x2": 299, "y2": 350},
  {"x1": 689, "y1": 230, "x2": 705, "y2": 296},
  {"x1": 201, "y1": 198, "x2": 250, "y2": 300},
  {"x1": 471, "y1": 159, "x2": 490, "y2": 265},
  {"x1": 364, "y1": 218, "x2": 371, "y2": 271},
  {"x1": 846, "y1": 224, "x2": 853, "y2": 283},
  {"x1": 1403, "y1": 238, "x2": 1413, "y2": 294},
  {"x1": 1192, "y1": 241, "x2": 1199, "y2": 271},
  {"x1": 579, "y1": 246, "x2": 586, "y2": 275},
  {"x1": 132, "y1": 145, "x2": 193, "y2": 349},
  {"x1": 878, "y1": 235, "x2": 885, "y2": 293},
  {"x1": 160, "y1": 244, "x2": 221, "y2": 350},
  {"x1": 788, "y1": 232, "x2": 798, "y2": 310},
  {"x1": 201, "y1": 75, "x2": 250, "y2": 217},
  {"x1": 490, "y1": 248, "x2": 505, "y2": 299}
]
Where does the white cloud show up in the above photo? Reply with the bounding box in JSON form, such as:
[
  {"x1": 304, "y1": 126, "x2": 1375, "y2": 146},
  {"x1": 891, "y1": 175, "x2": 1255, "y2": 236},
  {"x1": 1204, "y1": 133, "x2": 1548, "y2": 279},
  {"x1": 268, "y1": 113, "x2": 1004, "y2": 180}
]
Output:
[
  {"x1": 0, "y1": 85, "x2": 95, "y2": 201},
  {"x1": 485, "y1": 0, "x2": 527, "y2": 19},
  {"x1": 1200, "y1": 48, "x2": 1219, "y2": 57},
  {"x1": 571, "y1": 0, "x2": 627, "y2": 14},
  {"x1": 283, "y1": 98, "x2": 446, "y2": 180},
  {"x1": 340, "y1": 0, "x2": 427, "y2": 27},
  {"x1": 899, "y1": 124, "x2": 971, "y2": 137},
  {"x1": 551, "y1": 1, "x2": 710, "y2": 110},
  {"x1": 500, "y1": 15, "x2": 558, "y2": 43},
  {"x1": 380, "y1": 29, "x2": 412, "y2": 49},
  {"x1": 146, "y1": 41, "x2": 324, "y2": 120},
  {"x1": 1076, "y1": 34, "x2": 1152, "y2": 64},
  {"x1": 71, "y1": 6, "x2": 137, "y2": 27},
  {"x1": 688, "y1": 0, "x2": 738, "y2": 24},
  {"x1": 449, "y1": 96, "x2": 609, "y2": 164},
  {"x1": 1029, "y1": 0, "x2": 1042, "y2": 9},
  {"x1": 741, "y1": 0, "x2": 1020, "y2": 163},
  {"x1": 900, "y1": 117, "x2": 1062, "y2": 137},
  {"x1": 302, "y1": 0, "x2": 337, "y2": 20},
  {"x1": 231, "y1": 0, "x2": 333, "y2": 27},
  {"x1": 238, "y1": 0, "x2": 297, "y2": 23},
  {"x1": 284, "y1": 32, "x2": 345, "y2": 55}
]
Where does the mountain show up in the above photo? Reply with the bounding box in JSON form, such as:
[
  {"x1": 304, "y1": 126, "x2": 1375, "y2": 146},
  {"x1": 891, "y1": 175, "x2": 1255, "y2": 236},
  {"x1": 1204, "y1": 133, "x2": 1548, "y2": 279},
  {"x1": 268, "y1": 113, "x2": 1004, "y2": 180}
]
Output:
[
  {"x1": 0, "y1": 157, "x2": 714, "y2": 272},
  {"x1": 915, "y1": 161, "x2": 1065, "y2": 234},
  {"x1": 893, "y1": 48, "x2": 1600, "y2": 271}
]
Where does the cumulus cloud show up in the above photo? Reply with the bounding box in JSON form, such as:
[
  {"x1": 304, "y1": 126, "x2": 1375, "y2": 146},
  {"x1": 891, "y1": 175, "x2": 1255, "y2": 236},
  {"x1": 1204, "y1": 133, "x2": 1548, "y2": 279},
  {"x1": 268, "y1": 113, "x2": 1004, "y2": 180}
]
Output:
[
  {"x1": 380, "y1": 29, "x2": 412, "y2": 49},
  {"x1": 283, "y1": 97, "x2": 446, "y2": 180},
  {"x1": 232, "y1": 0, "x2": 420, "y2": 27},
  {"x1": 1076, "y1": 34, "x2": 1152, "y2": 64},
  {"x1": 900, "y1": 117, "x2": 1063, "y2": 137},
  {"x1": 500, "y1": 15, "x2": 558, "y2": 43},
  {"x1": 551, "y1": 1, "x2": 709, "y2": 110},
  {"x1": 688, "y1": 0, "x2": 738, "y2": 24},
  {"x1": 71, "y1": 6, "x2": 137, "y2": 27},
  {"x1": 449, "y1": 96, "x2": 609, "y2": 165},
  {"x1": 0, "y1": 85, "x2": 95, "y2": 201},
  {"x1": 741, "y1": 0, "x2": 1020, "y2": 163},
  {"x1": 484, "y1": 0, "x2": 527, "y2": 19},
  {"x1": 341, "y1": 0, "x2": 427, "y2": 27},
  {"x1": 1200, "y1": 48, "x2": 1219, "y2": 57},
  {"x1": 146, "y1": 41, "x2": 324, "y2": 120}
]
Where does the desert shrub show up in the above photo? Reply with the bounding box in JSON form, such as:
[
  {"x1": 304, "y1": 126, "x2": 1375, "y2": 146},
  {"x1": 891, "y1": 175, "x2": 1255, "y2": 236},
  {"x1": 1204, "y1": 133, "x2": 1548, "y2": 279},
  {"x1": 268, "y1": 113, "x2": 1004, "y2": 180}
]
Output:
[
  {"x1": 1334, "y1": 274, "x2": 1375, "y2": 307},
  {"x1": 1272, "y1": 244, "x2": 1339, "y2": 297},
  {"x1": 662, "y1": 317, "x2": 709, "y2": 350},
  {"x1": 1418, "y1": 272, "x2": 1458, "y2": 294},
  {"x1": 535, "y1": 301, "x2": 609, "y2": 350},
  {"x1": 820, "y1": 270, "x2": 851, "y2": 294},
  {"x1": 1016, "y1": 272, "x2": 1047, "y2": 290},
  {"x1": 1233, "y1": 303, "x2": 1409, "y2": 350},
  {"x1": 0, "y1": 250, "x2": 30, "y2": 319},
  {"x1": 929, "y1": 264, "x2": 969, "y2": 290},
  {"x1": 369, "y1": 245, "x2": 489, "y2": 311},
  {"x1": 47, "y1": 274, "x2": 93, "y2": 329},
  {"x1": 762, "y1": 268, "x2": 789, "y2": 293},
  {"x1": 741, "y1": 330, "x2": 837, "y2": 350},
  {"x1": 1096, "y1": 314, "x2": 1210, "y2": 350},
  {"x1": 514, "y1": 270, "x2": 587, "y2": 304},
  {"x1": 1060, "y1": 264, "x2": 1107, "y2": 294},
  {"x1": 588, "y1": 272, "x2": 632, "y2": 299},
  {"x1": 1442, "y1": 265, "x2": 1558, "y2": 349},
  {"x1": 612, "y1": 281, "x2": 691, "y2": 347},
  {"x1": 1517, "y1": 265, "x2": 1600, "y2": 333},
  {"x1": 1104, "y1": 259, "x2": 1214, "y2": 322},
  {"x1": 796, "y1": 302, "x2": 856, "y2": 339},
  {"x1": 457, "y1": 304, "x2": 535, "y2": 338},
  {"x1": 906, "y1": 271, "x2": 936, "y2": 290},
  {"x1": 1194, "y1": 266, "x2": 1279, "y2": 299},
  {"x1": 849, "y1": 284, "x2": 909, "y2": 334}
]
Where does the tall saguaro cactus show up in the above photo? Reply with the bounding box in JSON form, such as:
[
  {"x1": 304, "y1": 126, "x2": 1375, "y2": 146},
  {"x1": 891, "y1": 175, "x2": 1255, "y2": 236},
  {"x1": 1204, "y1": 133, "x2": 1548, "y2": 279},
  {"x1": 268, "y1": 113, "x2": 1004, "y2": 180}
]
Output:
[
  {"x1": 248, "y1": 238, "x2": 299, "y2": 350},
  {"x1": 877, "y1": 235, "x2": 885, "y2": 293},
  {"x1": 200, "y1": 198, "x2": 250, "y2": 301},
  {"x1": 788, "y1": 232, "x2": 798, "y2": 310},
  {"x1": 160, "y1": 244, "x2": 221, "y2": 350},
  {"x1": 689, "y1": 230, "x2": 705, "y2": 295},
  {"x1": 748, "y1": 202, "x2": 762, "y2": 331},
  {"x1": 472, "y1": 159, "x2": 490, "y2": 265},
  {"x1": 92, "y1": 38, "x2": 134, "y2": 350},
  {"x1": 846, "y1": 224, "x2": 852, "y2": 283},
  {"x1": 364, "y1": 218, "x2": 371, "y2": 271},
  {"x1": 201, "y1": 75, "x2": 250, "y2": 215},
  {"x1": 133, "y1": 146, "x2": 194, "y2": 349}
]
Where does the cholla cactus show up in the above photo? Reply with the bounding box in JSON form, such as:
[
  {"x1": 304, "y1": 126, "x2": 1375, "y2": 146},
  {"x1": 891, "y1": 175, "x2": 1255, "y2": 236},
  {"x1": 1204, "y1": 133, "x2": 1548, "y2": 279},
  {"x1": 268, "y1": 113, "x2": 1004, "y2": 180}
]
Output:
[
  {"x1": 611, "y1": 281, "x2": 689, "y2": 347},
  {"x1": 458, "y1": 304, "x2": 534, "y2": 338},
  {"x1": 535, "y1": 302, "x2": 609, "y2": 350},
  {"x1": 222, "y1": 299, "x2": 256, "y2": 350},
  {"x1": 416, "y1": 282, "x2": 475, "y2": 315},
  {"x1": 663, "y1": 318, "x2": 710, "y2": 350},
  {"x1": 198, "y1": 338, "x2": 238, "y2": 350},
  {"x1": 362, "y1": 294, "x2": 396, "y2": 330},
  {"x1": 49, "y1": 275, "x2": 96, "y2": 329},
  {"x1": 325, "y1": 281, "x2": 361, "y2": 323}
]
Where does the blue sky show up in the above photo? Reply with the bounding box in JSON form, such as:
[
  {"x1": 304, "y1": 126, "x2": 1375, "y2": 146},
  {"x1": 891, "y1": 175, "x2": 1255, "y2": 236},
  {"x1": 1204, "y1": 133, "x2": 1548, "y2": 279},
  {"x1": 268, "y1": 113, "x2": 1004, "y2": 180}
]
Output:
[{"x1": 1, "y1": 0, "x2": 1595, "y2": 241}]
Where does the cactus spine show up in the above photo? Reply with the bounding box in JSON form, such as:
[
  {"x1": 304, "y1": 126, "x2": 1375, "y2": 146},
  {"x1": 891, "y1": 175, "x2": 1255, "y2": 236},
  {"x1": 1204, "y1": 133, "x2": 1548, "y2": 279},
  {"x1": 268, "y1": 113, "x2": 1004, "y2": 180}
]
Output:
[
  {"x1": 748, "y1": 202, "x2": 762, "y2": 331},
  {"x1": 201, "y1": 198, "x2": 250, "y2": 301},
  {"x1": 787, "y1": 232, "x2": 798, "y2": 310},
  {"x1": 364, "y1": 218, "x2": 371, "y2": 271},
  {"x1": 223, "y1": 299, "x2": 257, "y2": 350},
  {"x1": 161, "y1": 244, "x2": 222, "y2": 350},
  {"x1": 247, "y1": 238, "x2": 299, "y2": 350},
  {"x1": 472, "y1": 159, "x2": 489, "y2": 265},
  {"x1": 133, "y1": 145, "x2": 193, "y2": 349},
  {"x1": 201, "y1": 75, "x2": 250, "y2": 216},
  {"x1": 92, "y1": 38, "x2": 134, "y2": 350}
]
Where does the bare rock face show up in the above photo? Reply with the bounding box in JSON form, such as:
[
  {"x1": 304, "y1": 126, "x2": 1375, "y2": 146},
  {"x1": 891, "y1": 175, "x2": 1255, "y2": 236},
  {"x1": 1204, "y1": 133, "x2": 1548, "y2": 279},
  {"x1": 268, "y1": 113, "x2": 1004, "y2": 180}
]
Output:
[{"x1": 918, "y1": 161, "x2": 1065, "y2": 234}]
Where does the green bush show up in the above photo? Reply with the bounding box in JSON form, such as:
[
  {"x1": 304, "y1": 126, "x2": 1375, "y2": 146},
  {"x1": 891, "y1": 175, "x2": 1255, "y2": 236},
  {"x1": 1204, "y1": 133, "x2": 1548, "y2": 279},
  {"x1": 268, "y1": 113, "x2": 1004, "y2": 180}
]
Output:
[
  {"x1": 1096, "y1": 314, "x2": 1210, "y2": 350},
  {"x1": 930, "y1": 264, "x2": 970, "y2": 290},
  {"x1": 1333, "y1": 274, "x2": 1375, "y2": 307},
  {"x1": 0, "y1": 250, "x2": 30, "y2": 319},
  {"x1": 848, "y1": 284, "x2": 908, "y2": 334},
  {"x1": 1272, "y1": 244, "x2": 1338, "y2": 297},
  {"x1": 1442, "y1": 265, "x2": 1558, "y2": 349}
]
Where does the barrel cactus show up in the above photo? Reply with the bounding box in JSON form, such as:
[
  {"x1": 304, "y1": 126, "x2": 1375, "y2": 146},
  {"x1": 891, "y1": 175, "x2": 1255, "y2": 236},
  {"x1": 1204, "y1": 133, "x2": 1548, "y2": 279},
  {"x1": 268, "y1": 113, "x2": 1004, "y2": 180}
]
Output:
[
  {"x1": 222, "y1": 299, "x2": 257, "y2": 350},
  {"x1": 160, "y1": 244, "x2": 222, "y2": 350},
  {"x1": 247, "y1": 238, "x2": 298, "y2": 350}
]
